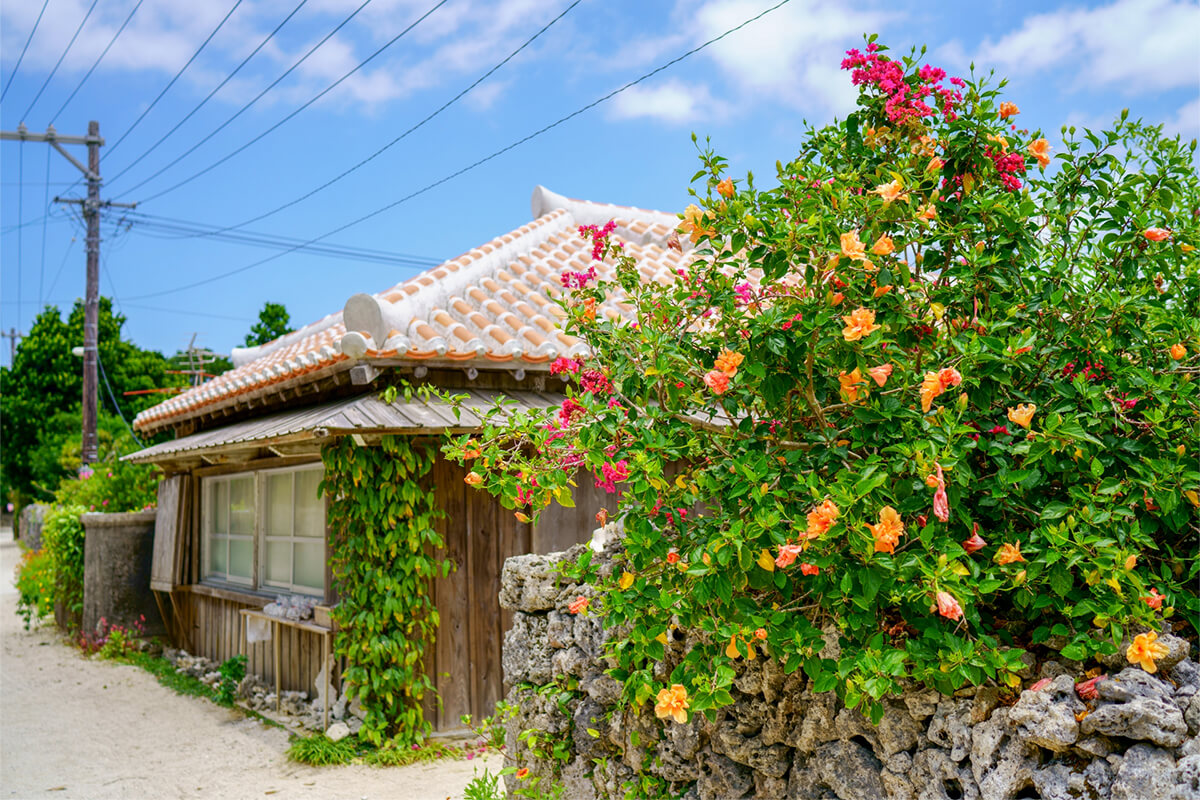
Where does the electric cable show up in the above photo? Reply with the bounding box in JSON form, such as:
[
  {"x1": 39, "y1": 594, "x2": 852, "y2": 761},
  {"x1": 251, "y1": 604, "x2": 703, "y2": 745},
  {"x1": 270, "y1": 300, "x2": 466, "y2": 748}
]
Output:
[
  {"x1": 100, "y1": 0, "x2": 246, "y2": 161},
  {"x1": 102, "y1": 0, "x2": 308, "y2": 180},
  {"x1": 119, "y1": 0, "x2": 449, "y2": 203},
  {"x1": 122, "y1": 0, "x2": 793, "y2": 301},
  {"x1": 206, "y1": 0, "x2": 582, "y2": 236},
  {"x1": 97, "y1": 352, "x2": 143, "y2": 446},
  {"x1": 104, "y1": 0, "x2": 371, "y2": 188},
  {"x1": 44, "y1": 235, "x2": 78, "y2": 299},
  {"x1": 20, "y1": 0, "x2": 100, "y2": 122},
  {"x1": 49, "y1": 0, "x2": 146, "y2": 125},
  {"x1": 1, "y1": 0, "x2": 51, "y2": 103}
]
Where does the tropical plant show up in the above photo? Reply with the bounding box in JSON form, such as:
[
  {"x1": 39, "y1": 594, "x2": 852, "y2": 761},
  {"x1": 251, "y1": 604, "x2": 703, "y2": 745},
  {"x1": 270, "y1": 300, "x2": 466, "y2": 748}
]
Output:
[{"x1": 449, "y1": 39, "x2": 1199, "y2": 722}]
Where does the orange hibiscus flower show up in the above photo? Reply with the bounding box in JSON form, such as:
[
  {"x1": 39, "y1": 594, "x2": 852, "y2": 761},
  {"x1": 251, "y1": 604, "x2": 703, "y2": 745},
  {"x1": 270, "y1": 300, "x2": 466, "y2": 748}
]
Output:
[
  {"x1": 1028, "y1": 139, "x2": 1051, "y2": 169},
  {"x1": 867, "y1": 363, "x2": 893, "y2": 387},
  {"x1": 839, "y1": 368, "x2": 868, "y2": 403},
  {"x1": 1007, "y1": 403, "x2": 1036, "y2": 429},
  {"x1": 996, "y1": 542, "x2": 1025, "y2": 565},
  {"x1": 866, "y1": 506, "x2": 904, "y2": 554},
  {"x1": 871, "y1": 179, "x2": 903, "y2": 204},
  {"x1": 704, "y1": 369, "x2": 730, "y2": 395},
  {"x1": 841, "y1": 230, "x2": 867, "y2": 260},
  {"x1": 842, "y1": 307, "x2": 881, "y2": 342},
  {"x1": 919, "y1": 367, "x2": 962, "y2": 413},
  {"x1": 775, "y1": 542, "x2": 803, "y2": 568},
  {"x1": 1126, "y1": 631, "x2": 1170, "y2": 674},
  {"x1": 801, "y1": 500, "x2": 840, "y2": 541},
  {"x1": 654, "y1": 684, "x2": 690, "y2": 723},
  {"x1": 1169, "y1": 343, "x2": 1186, "y2": 360},
  {"x1": 714, "y1": 349, "x2": 744, "y2": 377},
  {"x1": 568, "y1": 596, "x2": 589, "y2": 614},
  {"x1": 871, "y1": 234, "x2": 895, "y2": 256},
  {"x1": 999, "y1": 101, "x2": 1019, "y2": 119},
  {"x1": 1143, "y1": 227, "x2": 1170, "y2": 242},
  {"x1": 679, "y1": 204, "x2": 716, "y2": 244},
  {"x1": 717, "y1": 178, "x2": 735, "y2": 198},
  {"x1": 936, "y1": 591, "x2": 963, "y2": 621}
]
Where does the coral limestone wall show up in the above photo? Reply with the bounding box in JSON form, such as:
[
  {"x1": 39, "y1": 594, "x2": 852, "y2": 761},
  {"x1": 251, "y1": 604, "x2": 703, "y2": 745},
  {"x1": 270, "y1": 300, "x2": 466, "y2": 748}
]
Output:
[{"x1": 499, "y1": 544, "x2": 1199, "y2": 800}]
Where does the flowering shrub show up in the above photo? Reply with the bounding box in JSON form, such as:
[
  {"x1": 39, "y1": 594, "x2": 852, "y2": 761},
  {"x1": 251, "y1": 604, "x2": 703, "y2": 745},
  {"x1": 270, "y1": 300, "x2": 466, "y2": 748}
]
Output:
[
  {"x1": 449, "y1": 39, "x2": 1199, "y2": 722},
  {"x1": 79, "y1": 615, "x2": 145, "y2": 658},
  {"x1": 41, "y1": 505, "x2": 87, "y2": 626},
  {"x1": 14, "y1": 549, "x2": 55, "y2": 629},
  {"x1": 53, "y1": 440, "x2": 158, "y2": 513}
]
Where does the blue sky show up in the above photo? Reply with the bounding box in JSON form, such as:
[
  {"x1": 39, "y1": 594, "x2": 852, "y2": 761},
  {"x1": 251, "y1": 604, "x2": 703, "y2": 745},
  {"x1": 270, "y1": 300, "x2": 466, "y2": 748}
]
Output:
[{"x1": 2, "y1": 0, "x2": 1197, "y2": 367}]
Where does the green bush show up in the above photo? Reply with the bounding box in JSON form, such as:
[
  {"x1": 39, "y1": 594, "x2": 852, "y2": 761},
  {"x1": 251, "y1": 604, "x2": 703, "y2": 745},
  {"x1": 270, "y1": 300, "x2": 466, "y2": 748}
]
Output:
[
  {"x1": 14, "y1": 549, "x2": 55, "y2": 629},
  {"x1": 215, "y1": 654, "x2": 247, "y2": 706},
  {"x1": 41, "y1": 505, "x2": 86, "y2": 625},
  {"x1": 54, "y1": 428, "x2": 158, "y2": 513},
  {"x1": 451, "y1": 38, "x2": 1198, "y2": 723}
]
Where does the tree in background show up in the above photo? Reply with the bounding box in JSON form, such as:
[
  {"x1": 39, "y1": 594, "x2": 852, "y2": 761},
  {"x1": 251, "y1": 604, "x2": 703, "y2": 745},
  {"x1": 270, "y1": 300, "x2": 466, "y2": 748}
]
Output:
[
  {"x1": 243, "y1": 301, "x2": 294, "y2": 347},
  {"x1": 0, "y1": 298, "x2": 171, "y2": 507}
]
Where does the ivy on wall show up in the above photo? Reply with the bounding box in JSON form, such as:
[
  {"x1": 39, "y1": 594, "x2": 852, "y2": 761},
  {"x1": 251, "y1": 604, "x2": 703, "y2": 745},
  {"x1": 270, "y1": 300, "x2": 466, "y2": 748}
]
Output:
[{"x1": 321, "y1": 435, "x2": 451, "y2": 745}]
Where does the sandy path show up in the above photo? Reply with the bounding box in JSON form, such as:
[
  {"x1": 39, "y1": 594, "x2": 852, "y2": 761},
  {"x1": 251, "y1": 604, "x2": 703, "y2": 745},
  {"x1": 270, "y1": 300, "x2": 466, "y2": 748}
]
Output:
[{"x1": 0, "y1": 528, "x2": 502, "y2": 800}]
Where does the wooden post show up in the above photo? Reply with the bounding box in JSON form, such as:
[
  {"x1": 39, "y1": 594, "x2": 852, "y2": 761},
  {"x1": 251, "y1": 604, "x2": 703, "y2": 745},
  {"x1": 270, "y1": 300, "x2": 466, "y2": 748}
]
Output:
[{"x1": 273, "y1": 620, "x2": 281, "y2": 714}]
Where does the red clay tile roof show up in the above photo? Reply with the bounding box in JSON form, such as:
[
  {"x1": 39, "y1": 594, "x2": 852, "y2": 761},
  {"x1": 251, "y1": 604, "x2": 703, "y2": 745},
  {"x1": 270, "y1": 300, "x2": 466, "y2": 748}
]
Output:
[{"x1": 133, "y1": 186, "x2": 687, "y2": 433}]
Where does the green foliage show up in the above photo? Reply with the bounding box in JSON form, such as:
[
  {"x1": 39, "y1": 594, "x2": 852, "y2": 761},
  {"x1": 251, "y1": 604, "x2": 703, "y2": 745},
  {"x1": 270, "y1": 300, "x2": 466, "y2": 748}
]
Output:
[
  {"x1": 463, "y1": 769, "x2": 505, "y2": 800},
  {"x1": 0, "y1": 298, "x2": 171, "y2": 508},
  {"x1": 215, "y1": 654, "x2": 247, "y2": 706},
  {"x1": 124, "y1": 651, "x2": 216, "y2": 699},
  {"x1": 41, "y1": 505, "x2": 86, "y2": 624},
  {"x1": 243, "y1": 301, "x2": 294, "y2": 347},
  {"x1": 13, "y1": 549, "x2": 55, "y2": 629},
  {"x1": 53, "y1": 427, "x2": 159, "y2": 512},
  {"x1": 286, "y1": 732, "x2": 460, "y2": 767},
  {"x1": 321, "y1": 435, "x2": 451, "y2": 745},
  {"x1": 450, "y1": 41, "x2": 1199, "y2": 724}
]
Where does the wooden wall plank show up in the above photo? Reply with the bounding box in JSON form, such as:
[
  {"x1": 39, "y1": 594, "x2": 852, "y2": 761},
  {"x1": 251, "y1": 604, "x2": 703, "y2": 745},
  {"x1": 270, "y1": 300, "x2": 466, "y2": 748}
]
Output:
[
  {"x1": 431, "y1": 457, "x2": 470, "y2": 729},
  {"x1": 467, "y1": 465, "x2": 501, "y2": 721}
]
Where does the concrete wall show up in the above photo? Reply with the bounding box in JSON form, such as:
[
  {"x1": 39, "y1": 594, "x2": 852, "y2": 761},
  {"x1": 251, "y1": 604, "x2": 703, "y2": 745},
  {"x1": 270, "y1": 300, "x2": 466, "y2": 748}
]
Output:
[{"x1": 81, "y1": 510, "x2": 164, "y2": 636}]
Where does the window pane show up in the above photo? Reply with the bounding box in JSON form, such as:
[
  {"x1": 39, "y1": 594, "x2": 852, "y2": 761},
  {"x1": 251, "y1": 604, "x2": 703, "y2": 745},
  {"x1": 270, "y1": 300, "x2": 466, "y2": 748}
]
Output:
[
  {"x1": 266, "y1": 472, "x2": 293, "y2": 537},
  {"x1": 294, "y1": 542, "x2": 325, "y2": 591},
  {"x1": 229, "y1": 538, "x2": 253, "y2": 579},
  {"x1": 294, "y1": 469, "x2": 323, "y2": 537},
  {"x1": 229, "y1": 476, "x2": 254, "y2": 535},
  {"x1": 215, "y1": 481, "x2": 228, "y2": 534},
  {"x1": 209, "y1": 536, "x2": 227, "y2": 575},
  {"x1": 265, "y1": 541, "x2": 290, "y2": 585}
]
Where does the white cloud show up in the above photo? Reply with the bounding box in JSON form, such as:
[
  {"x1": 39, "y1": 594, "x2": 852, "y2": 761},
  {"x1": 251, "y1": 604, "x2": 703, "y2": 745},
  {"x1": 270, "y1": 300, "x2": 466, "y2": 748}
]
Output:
[
  {"x1": 975, "y1": 0, "x2": 1200, "y2": 93},
  {"x1": 609, "y1": 80, "x2": 717, "y2": 124},
  {"x1": 694, "y1": 0, "x2": 892, "y2": 117},
  {"x1": 1164, "y1": 97, "x2": 1199, "y2": 140}
]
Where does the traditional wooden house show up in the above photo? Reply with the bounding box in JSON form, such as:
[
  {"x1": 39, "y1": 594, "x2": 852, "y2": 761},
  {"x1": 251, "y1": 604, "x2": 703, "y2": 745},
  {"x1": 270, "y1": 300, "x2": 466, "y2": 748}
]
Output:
[{"x1": 127, "y1": 186, "x2": 687, "y2": 731}]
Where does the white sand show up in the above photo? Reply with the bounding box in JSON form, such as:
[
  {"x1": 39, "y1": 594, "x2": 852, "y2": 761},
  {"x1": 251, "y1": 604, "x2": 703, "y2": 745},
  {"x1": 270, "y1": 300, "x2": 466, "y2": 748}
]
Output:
[{"x1": 0, "y1": 529, "x2": 503, "y2": 800}]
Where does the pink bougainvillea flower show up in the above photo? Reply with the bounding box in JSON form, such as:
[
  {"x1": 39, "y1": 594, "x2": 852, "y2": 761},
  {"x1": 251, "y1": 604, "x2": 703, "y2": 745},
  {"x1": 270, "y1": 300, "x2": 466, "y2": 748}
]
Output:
[
  {"x1": 998, "y1": 101, "x2": 1020, "y2": 119},
  {"x1": 842, "y1": 307, "x2": 881, "y2": 341},
  {"x1": 568, "y1": 596, "x2": 589, "y2": 615},
  {"x1": 1028, "y1": 138, "x2": 1051, "y2": 168},
  {"x1": 1007, "y1": 403, "x2": 1036, "y2": 429},
  {"x1": 935, "y1": 591, "x2": 963, "y2": 621},
  {"x1": 703, "y1": 369, "x2": 731, "y2": 395},
  {"x1": 996, "y1": 542, "x2": 1025, "y2": 565},
  {"x1": 871, "y1": 180, "x2": 903, "y2": 204},
  {"x1": 867, "y1": 363, "x2": 893, "y2": 387},
  {"x1": 840, "y1": 230, "x2": 868, "y2": 260},
  {"x1": 775, "y1": 542, "x2": 803, "y2": 568},
  {"x1": 871, "y1": 234, "x2": 896, "y2": 256},
  {"x1": 800, "y1": 562, "x2": 820, "y2": 576},
  {"x1": 1143, "y1": 227, "x2": 1171, "y2": 242},
  {"x1": 654, "y1": 684, "x2": 690, "y2": 723},
  {"x1": 1143, "y1": 588, "x2": 1165, "y2": 610},
  {"x1": 866, "y1": 506, "x2": 905, "y2": 554},
  {"x1": 1127, "y1": 632, "x2": 1170, "y2": 674},
  {"x1": 932, "y1": 464, "x2": 950, "y2": 523}
]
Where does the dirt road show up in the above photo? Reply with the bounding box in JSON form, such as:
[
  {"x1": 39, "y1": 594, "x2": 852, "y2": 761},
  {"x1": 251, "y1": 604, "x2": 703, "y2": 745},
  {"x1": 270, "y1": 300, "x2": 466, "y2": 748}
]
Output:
[{"x1": 0, "y1": 528, "x2": 501, "y2": 800}]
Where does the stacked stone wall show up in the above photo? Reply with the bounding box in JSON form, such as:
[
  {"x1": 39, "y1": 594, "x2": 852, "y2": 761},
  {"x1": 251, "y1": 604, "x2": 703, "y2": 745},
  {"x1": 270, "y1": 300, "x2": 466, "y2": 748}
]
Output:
[{"x1": 499, "y1": 544, "x2": 1199, "y2": 800}]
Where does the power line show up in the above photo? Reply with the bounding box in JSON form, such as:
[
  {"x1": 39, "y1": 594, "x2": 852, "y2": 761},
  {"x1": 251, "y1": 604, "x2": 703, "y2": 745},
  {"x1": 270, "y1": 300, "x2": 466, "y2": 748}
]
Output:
[
  {"x1": 21, "y1": 0, "x2": 100, "y2": 122},
  {"x1": 101, "y1": 0, "x2": 246, "y2": 162},
  {"x1": 100, "y1": 0, "x2": 309, "y2": 186},
  {"x1": 210, "y1": 0, "x2": 582, "y2": 236},
  {"x1": 121, "y1": 302, "x2": 253, "y2": 322},
  {"x1": 1, "y1": 0, "x2": 52, "y2": 103},
  {"x1": 123, "y1": 0, "x2": 793, "y2": 301},
  {"x1": 118, "y1": 209, "x2": 442, "y2": 266},
  {"x1": 105, "y1": 0, "x2": 371, "y2": 189},
  {"x1": 49, "y1": 0, "x2": 146, "y2": 125},
  {"x1": 44, "y1": 235, "x2": 78, "y2": 299},
  {"x1": 122, "y1": 0, "x2": 450, "y2": 203},
  {"x1": 97, "y1": 352, "x2": 143, "y2": 446}
]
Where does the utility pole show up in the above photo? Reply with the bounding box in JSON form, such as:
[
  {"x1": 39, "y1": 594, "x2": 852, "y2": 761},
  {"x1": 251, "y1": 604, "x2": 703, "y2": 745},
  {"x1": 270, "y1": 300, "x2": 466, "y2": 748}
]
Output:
[
  {"x1": 1, "y1": 122, "x2": 136, "y2": 465},
  {"x1": 1, "y1": 328, "x2": 22, "y2": 362}
]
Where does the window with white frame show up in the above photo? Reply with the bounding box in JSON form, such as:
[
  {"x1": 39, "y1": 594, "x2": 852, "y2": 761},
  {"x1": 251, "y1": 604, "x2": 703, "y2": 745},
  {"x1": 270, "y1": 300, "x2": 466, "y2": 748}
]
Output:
[{"x1": 201, "y1": 464, "x2": 325, "y2": 597}]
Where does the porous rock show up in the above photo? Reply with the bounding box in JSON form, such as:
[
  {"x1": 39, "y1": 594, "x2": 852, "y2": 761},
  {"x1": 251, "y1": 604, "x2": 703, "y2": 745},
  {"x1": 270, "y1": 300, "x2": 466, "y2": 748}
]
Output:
[
  {"x1": 1109, "y1": 744, "x2": 1177, "y2": 800},
  {"x1": 1008, "y1": 674, "x2": 1082, "y2": 752},
  {"x1": 1081, "y1": 668, "x2": 1188, "y2": 748}
]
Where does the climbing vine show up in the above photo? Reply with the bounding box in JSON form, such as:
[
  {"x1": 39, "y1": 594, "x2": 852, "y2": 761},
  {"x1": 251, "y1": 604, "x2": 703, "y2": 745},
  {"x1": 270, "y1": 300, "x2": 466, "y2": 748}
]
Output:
[{"x1": 321, "y1": 435, "x2": 451, "y2": 745}]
